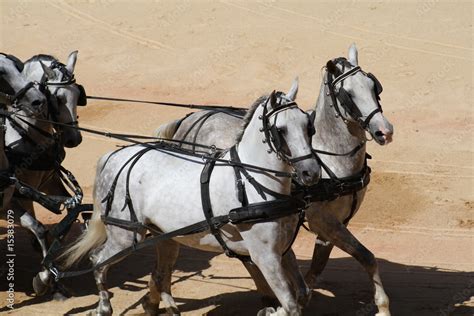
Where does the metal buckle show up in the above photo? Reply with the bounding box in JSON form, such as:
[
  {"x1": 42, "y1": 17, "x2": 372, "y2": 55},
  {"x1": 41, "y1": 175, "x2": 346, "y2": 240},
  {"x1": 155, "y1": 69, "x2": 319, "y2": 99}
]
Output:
[
  {"x1": 49, "y1": 266, "x2": 59, "y2": 282},
  {"x1": 209, "y1": 145, "x2": 217, "y2": 155}
]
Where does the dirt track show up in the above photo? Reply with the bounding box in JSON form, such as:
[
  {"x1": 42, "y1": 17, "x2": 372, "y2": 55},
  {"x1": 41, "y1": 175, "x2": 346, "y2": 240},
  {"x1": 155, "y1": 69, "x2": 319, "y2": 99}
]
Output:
[{"x1": 0, "y1": 1, "x2": 473, "y2": 315}]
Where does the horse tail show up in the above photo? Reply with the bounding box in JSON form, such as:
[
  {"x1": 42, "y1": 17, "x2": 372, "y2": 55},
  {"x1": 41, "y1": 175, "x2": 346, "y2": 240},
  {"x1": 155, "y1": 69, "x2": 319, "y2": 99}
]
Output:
[
  {"x1": 61, "y1": 160, "x2": 108, "y2": 268},
  {"x1": 154, "y1": 119, "x2": 181, "y2": 139}
]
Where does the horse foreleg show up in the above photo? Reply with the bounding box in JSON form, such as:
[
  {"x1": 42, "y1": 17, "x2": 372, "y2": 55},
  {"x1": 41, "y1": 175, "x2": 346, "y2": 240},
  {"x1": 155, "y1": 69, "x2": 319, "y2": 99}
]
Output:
[
  {"x1": 282, "y1": 249, "x2": 311, "y2": 307},
  {"x1": 311, "y1": 211, "x2": 390, "y2": 316},
  {"x1": 14, "y1": 204, "x2": 53, "y2": 296},
  {"x1": 144, "y1": 239, "x2": 180, "y2": 316},
  {"x1": 304, "y1": 237, "x2": 334, "y2": 287},
  {"x1": 249, "y1": 248, "x2": 301, "y2": 316},
  {"x1": 242, "y1": 260, "x2": 277, "y2": 305}
]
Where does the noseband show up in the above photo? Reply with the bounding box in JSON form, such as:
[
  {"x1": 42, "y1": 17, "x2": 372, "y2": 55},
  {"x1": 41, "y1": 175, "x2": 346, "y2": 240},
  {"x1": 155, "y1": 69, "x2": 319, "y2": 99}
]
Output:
[
  {"x1": 260, "y1": 93, "x2": 315, "y2": 165},
  {"x1": 326, "y1": 59, "x2": 383, "y2": 130}
]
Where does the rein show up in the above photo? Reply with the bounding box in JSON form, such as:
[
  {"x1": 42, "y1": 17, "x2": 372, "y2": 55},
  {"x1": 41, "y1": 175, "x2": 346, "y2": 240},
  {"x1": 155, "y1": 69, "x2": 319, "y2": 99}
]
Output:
[
  {"x1": 86, "y1": 95, "x2": 247, "y2": 112},
  {"x1": 8, "y1": 111, "x2": 295, "y2": 177},
  {"x1": 49, "y1": 98, "x2": 310, "y2": 279}
]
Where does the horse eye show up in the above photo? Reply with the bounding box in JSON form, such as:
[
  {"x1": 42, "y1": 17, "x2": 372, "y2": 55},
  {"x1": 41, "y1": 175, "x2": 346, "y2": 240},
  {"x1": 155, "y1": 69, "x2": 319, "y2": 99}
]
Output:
[{"x1": 278, "y1": 127, "x2": 286, "y2": 134}]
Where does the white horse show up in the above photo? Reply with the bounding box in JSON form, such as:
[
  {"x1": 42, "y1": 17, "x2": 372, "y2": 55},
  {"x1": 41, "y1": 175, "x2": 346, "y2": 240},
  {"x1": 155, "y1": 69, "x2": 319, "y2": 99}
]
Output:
[
  {"x1": 5, "y1": 51, "x2": 85, "y2": 297},
  {"x1": 0, "y1": 53, "x2": 46, "y2": 211},
  {"x1": 62, "y1": 91, "x2": 320, "y2": 316},
  {"x1": 155, "y1": 44, "x2": 393, "y2": 315}
]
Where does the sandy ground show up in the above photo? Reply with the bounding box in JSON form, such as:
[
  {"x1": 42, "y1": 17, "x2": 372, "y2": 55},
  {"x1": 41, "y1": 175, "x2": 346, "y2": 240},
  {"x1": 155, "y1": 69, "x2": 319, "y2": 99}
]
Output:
[{"x1": 0, "y1": 0, "x2": 473, "y2": 315}]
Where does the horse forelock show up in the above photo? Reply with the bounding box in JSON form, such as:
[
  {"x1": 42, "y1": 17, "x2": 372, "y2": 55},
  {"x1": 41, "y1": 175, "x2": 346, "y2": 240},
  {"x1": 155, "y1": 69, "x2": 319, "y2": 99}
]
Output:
[{"x1": 333, "y1": 57, "x2": 354, "y2": 70}]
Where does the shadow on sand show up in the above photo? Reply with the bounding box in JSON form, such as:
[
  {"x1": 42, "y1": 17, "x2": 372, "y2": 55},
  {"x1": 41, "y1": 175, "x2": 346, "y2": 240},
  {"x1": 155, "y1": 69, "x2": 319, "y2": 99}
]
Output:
[{"x1": 1, "y1": 223, "x2": 472, "y2": 315}]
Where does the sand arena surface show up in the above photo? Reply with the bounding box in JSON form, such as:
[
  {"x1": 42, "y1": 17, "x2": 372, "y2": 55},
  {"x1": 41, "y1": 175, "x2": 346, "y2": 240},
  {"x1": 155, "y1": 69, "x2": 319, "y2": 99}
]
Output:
[{"x1": 0, "y1": 0, "x2": 472, "y2": 315}]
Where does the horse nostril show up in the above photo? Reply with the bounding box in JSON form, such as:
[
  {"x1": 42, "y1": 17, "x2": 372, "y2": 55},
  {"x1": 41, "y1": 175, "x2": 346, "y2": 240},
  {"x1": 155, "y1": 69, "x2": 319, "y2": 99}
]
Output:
[
  {"x1": 31, "y1": 100, "x2": 43, "y2": 107},
  {"x1": 375, "y1": 131, "x2": 384, "y2": 137},
  {"x1": 302, "y1": 171, "x2": 310, "y2": 179}
]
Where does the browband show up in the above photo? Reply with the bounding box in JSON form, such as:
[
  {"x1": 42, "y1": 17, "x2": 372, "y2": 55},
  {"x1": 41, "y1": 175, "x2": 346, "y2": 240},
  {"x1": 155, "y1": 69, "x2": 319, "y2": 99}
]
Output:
[{"x1": 332, "y1": 66, "x2": 361, "y2": 87}]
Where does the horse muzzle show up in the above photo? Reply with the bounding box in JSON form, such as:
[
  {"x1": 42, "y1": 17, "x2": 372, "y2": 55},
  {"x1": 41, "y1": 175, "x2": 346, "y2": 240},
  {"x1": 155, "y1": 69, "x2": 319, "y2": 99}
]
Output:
[{"x1": 294, "y1": 160, "x2": 321, "y2": 186}]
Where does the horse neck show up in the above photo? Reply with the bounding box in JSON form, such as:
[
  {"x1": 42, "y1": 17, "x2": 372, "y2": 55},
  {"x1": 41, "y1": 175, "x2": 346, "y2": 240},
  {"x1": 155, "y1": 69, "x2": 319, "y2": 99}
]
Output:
[
  {"x1": 313, "y1": 73, "x2": 367, "y2": 177},
  {"x1": 237, "y1": 105, "x2": 292, "y2": 195},
  {"x1": 2, "y1": 63, "x2": 27, "y2": 93}
]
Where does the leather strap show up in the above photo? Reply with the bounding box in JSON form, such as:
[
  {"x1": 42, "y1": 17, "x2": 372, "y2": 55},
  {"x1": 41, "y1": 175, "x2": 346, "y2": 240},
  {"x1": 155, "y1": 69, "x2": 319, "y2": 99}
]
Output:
[{"x1": 201, "y1": 153, "x2": 249, "y2": 260}]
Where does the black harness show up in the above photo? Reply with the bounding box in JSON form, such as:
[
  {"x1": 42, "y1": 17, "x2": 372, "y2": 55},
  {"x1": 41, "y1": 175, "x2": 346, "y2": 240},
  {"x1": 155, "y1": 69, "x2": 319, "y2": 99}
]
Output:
[
  {"x1": 326, "y1": 57, "x2": 384, "y2": 130},
  {"x1": 0, "y1": 53, "x2": 41, "y2": 108},
  {"x1": 295, "y1": 58, "x2": 384, "y2": 223},
  {"x1": 45, "y1": 60, "x2": 87, "y2": 107},
  {"x1": 48, "y1": 95, "x2": 314, "y2": 279},
  {"x1": 5, "y1": 59, "x2": 87, "y2": 171}
]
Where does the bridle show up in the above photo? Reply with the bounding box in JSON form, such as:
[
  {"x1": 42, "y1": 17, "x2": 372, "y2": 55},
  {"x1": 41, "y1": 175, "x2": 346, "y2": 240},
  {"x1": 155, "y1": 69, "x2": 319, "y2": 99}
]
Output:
[
  {"x1": 0, "y1": 53, "x2": 44, "y2": 113},
  {"x1": 260, "y1": 92, "x2": 316, "y2": 165},
  {"x1": 326, "y1": 58, "x2": 384, "y2": 131},
  {"x1": 0, "y1": 79, "x2": 42, "y2": 114},
  {"x1": 38, "y1": 60, "x2": 87, "y2": 127},
  {"x1": 6, "y1": 60, "x2": 87, "y2": 147}
]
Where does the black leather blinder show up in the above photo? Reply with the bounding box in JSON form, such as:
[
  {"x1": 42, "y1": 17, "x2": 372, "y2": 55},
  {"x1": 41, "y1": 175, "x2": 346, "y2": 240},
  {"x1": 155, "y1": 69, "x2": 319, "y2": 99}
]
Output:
[
  {"x1": 77, "y1": 84, "x2": 87, "y2": 106},
  {"x1": 307, "y1": 111, "x2": 316, "y2": 137},
  {"x1": 270, "y1": 125, "x2": 282, "y2": 151},
  {"x1": 337, "y1": 88, "x2": 362, "y2": 118},
  {"x1": 367, "y1": 73, "x2": 383, "y2": 96}
]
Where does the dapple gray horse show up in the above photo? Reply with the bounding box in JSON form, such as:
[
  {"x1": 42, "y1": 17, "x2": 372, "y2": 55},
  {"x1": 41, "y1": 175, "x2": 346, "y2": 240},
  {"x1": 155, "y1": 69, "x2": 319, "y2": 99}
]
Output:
[
  {"x1": 0, "y1": 53, "x2": 46, "y2": 210},
  {"x1": 5, "y1": 51, "x2": 84, "y2": 298},
  {"x1": 155, "y1": 44, "x2": 393, "y2": 315},
  {"x1": 62, "y1": 91, "x2": 320, "y2": 316}
]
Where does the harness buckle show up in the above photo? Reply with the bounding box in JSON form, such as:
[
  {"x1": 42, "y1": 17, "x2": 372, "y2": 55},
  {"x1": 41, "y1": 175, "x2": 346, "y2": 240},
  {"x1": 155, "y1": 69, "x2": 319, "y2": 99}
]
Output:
[
  {"x1": 49, "y1": 266, "x2": 59, "y2": 282},
  {"x1": 209, "y1": 145, "x2": 217, "y2": 154}
]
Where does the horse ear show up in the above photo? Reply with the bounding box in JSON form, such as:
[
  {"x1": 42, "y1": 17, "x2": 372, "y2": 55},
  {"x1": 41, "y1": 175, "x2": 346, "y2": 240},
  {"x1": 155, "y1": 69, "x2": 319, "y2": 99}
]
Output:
[
  {"x1": 66, "y1": 50, "x2": 78, "y2": 73},
  {"x1": 326, "y1": 60, "x2": 338, "y2": 74},
  {"x1": 269, "y1": 90, "x2": 277, "y2": 109},
  {"x1": 348, "y1": 43, "x2": 358, "y2": 66},
  {"x1": 286, "y1": 77, "x2": 299, "y2": 101},
  {"x1": 39, "y1": 61, "x2": 56, "y2": 79},
  {"x1": 308, "y1": 110, "x2": 316, "y2": 124}
]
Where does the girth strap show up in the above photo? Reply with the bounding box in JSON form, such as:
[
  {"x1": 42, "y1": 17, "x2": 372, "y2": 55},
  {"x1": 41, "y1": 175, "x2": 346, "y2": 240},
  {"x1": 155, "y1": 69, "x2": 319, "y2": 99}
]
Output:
[
  {"x1": 229, "y1": 198, "x2": 306, "y2": 224},
  {"x1": 201, "y1": 153, "x2": 249, "y2": 260},
  {"x1": 343, "y1": 192, "x2": 358, "y2": 225}
]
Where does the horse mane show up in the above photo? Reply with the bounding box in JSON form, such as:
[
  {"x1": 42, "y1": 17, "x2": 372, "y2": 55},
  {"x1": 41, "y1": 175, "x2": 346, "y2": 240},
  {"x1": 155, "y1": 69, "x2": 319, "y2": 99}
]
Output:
[
  {"x1": 23, "y1": 54, "x2": 60, "y2": 79},
  {"x1": 333, "y1": 57, "x2": 353, "y2": 67},
  {"x1": 25, "y1": 54, "x2": 57, "y2": 64},
  {"x1": 234, "y1": 94, "x2": 268, "y2": 143}
]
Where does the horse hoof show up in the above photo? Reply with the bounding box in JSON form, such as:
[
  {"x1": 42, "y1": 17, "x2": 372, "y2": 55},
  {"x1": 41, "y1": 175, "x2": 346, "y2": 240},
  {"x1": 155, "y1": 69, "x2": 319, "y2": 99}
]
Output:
[
  {"x1": 142, "y1": 294, "x2": 159, "y2": 316},
  {"x1": 52, "y1": 291, "x2": 68, "y2": 301},
  {"x1": 32, "y1": 274, "x2": 50, "y2": 296},
  {"x1": 257, "y1": 307, "x2": 276, "y2": 316},
  {"x1": 92, "y1": 308, "x2": 113, "y2": 316}
]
